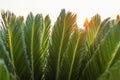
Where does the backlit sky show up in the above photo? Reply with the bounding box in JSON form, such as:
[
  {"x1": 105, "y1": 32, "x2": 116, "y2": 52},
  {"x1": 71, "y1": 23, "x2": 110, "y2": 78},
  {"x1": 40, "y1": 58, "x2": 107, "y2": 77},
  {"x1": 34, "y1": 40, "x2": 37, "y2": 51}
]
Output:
[{"x1": 0, "y1": 0, "x2": 120, "y2": 28}]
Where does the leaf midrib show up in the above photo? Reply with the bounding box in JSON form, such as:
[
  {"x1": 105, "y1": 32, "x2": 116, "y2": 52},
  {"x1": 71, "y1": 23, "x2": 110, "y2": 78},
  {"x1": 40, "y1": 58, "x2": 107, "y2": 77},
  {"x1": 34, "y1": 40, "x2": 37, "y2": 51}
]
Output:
[
  {"x1": 31, "y1": 20, "x2": 34, "y2": 80},
  {"x1": 105, "y1": 41, "x2": 120, "y2": 71},
  {"x1": 6, "y1": 19, "x2": 17, "y2": 79},
  {"x1": 97, "y1": 41, "x2": 120, "y2": 79},
  {"x1": 68, "y1": 34, "x2": 80, "y2": 80},
  {"x1": 56, "y1": 19, "x2": 65, "y2": 80}
]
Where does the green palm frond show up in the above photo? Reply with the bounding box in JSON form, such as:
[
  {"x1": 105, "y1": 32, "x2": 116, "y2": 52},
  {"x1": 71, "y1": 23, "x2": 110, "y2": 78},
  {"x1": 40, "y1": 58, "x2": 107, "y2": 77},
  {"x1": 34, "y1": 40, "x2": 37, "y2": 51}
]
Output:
[
  {"x1": 0, "y1": 59, "x2": 10, "y2": 80},
  {"x1": 0, "y1": 39, "x2": 14, "y2": 74},
  {"x1": 1, "y1": 11, "x2": 31, "y2": 80},
  {"x1": 46, "y1": 9, "x2": 77, "y2": 80},
  {"x1": 61, "y1": 27, "x2": 86, "y2": 80},
  {"x1": 98, "y1": 60, "x2": 120, "y2": 80},
  {"x1": 41, "y1": 15, "x2": 51, "y2": 72},
  {"x1": 81, "y1": 22, "x2": 120, "y2": 80},
  {"x1": 86, "y1": 14, "x2": 101, "y2": 49},
  {"x1": 86, "y1": 18, "x2": 111, "y2": 61},
  {"x1": 24, "y1": 13, "x2": 50, "y2": 80}
]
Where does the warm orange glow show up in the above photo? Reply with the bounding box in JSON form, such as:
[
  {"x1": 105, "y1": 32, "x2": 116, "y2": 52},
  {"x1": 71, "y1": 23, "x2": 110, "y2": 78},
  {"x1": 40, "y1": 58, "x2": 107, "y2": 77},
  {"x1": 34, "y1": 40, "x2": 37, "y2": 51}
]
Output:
[
  {"x1": 83, "y1": 18, "x2": 89, "y2": 28},
  {"x1": 116, "y1": 15, "x2": 120, "y2": 21}
]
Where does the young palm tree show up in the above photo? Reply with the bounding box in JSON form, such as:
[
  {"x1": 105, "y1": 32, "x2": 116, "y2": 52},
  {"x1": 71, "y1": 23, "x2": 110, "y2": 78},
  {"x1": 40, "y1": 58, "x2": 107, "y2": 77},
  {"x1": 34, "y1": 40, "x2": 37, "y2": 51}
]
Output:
[{"x1": 0, "y1": 9, "x2": 120, "y2": 80}]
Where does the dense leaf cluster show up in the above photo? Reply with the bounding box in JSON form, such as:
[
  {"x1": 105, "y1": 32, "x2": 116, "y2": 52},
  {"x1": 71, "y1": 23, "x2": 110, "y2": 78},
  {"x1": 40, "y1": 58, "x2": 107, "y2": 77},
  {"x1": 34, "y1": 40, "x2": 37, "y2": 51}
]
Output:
[{"x1": 0, "y1": 9, "x2": 120, "y2": 80}]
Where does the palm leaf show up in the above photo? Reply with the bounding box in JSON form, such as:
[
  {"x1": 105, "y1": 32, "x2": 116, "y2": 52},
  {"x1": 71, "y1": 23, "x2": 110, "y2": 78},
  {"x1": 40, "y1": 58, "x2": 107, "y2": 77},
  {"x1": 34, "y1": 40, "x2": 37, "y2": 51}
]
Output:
[
  {"x1": 41, "y1": 15, "x2": 51, "y2": 72},
  {"x1": 86, "y1": 18, "x2": 111, "y2": 61},
  {"x1": 0, "y1": 39, "x2": 14, "y2": 74},
  {"x1": 46, "y1": 9, "x2": 77, "y2": 80},
  {"x1": 0, "y1": 38, "x2": 16, "y2": 80},
  {"x1": 1, "y1": 11, "x2": 31, "y2": 80},
  {"x1": 81, "y1": 22, "x2": 120, "y2": 80},
  {"x1": 98, "y1": 60, "x2": 120, "y2": 80},
  {"x1": 86, "y1": 14, "x2": 101, "y2": 49},
  {"x1": 0, "y1": 59, "x2": 10, "y2": 80},
  {"x1": 61, "y1": 27, "x2": 86, "y2": 80},
  {"x1": 24, "y1": 13, "x2": 50, "y2": 80}
]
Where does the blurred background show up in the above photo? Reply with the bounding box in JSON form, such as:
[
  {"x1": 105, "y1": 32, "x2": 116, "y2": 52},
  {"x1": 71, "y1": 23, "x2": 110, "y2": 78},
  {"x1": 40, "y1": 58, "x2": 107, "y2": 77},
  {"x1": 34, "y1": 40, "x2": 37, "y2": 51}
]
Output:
[{"x1": 0, "y1": 0, "x2": 120, "y2": 28}]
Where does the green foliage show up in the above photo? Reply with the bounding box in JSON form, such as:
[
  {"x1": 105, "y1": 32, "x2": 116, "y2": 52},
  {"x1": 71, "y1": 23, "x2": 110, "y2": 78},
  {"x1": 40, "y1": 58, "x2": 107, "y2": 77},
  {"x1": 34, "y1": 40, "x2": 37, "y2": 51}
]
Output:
[
  {"x1": 24, "y1": 12, "x2": 50, "y2": 80},
  {"x1": 46, "y1": 9, "x2": 77, "y2": 80},
  {"x1": 1, "y1": 11, "x2": 31, "y2": 80},
  {"x1": 0, "y1": 59, "x2": 10, "y2": 80},
  {"x1": 0, "y1": 9, "x2": 120, "y2": 80},
  {"x1": 98, "y1": 60, "x2": 120, "y2": 80}
]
